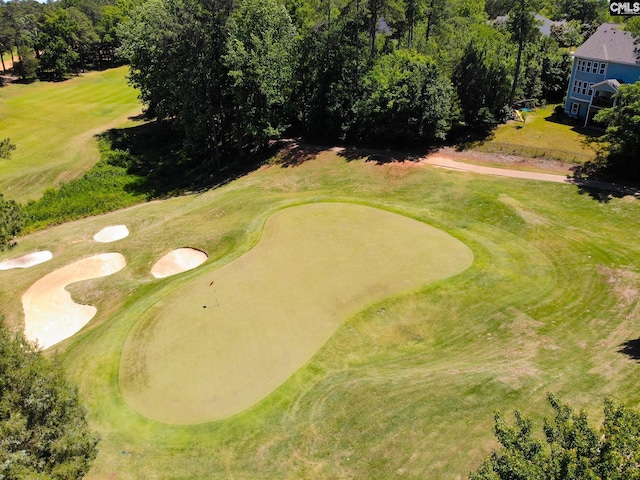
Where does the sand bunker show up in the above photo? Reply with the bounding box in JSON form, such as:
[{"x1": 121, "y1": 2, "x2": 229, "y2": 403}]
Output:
[
  {"x1": 0, "y1": 251, "x2": 53, "y2": 270},
  {"x1": 22, "y1": 253, "x2": 126, "y2": 349},
  {"x1": 94, "y1": 225, "x2": 129, "y2": 243},
  {"x1": 151, "y1": 248, "x2": 208, "y2": 278}
]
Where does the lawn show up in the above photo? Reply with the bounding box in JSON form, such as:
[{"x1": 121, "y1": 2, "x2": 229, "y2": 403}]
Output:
[
  {"x1": 0, "y1": 66, "x2": 141, "y2": 202},
  {"x1": 479, "y1": 104, "x2": 601, "y2": 163},
  {"x1": 2, "y1": 149, "x2": 640, "y2": 479}
]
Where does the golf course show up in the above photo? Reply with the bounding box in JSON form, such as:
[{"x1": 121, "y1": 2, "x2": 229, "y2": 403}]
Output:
[{"x1": 2, "y1": 68, "x2": 640, "y2": 479}]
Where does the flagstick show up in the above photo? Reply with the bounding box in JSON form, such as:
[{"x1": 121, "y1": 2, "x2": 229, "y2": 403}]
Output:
[
  {"x1": 213, "y1": 285, "x2": 219, "y2": 306},
  {"x1": 210, "y1": 280, "x2": 219, "y2": 307}
]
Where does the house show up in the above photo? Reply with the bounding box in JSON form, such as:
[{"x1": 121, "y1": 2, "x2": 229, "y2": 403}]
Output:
[{"x1": 564, "y1": 23, "x2": 640, "y2": 125}]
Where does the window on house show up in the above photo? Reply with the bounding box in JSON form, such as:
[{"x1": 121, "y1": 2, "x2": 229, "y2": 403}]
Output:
[
  {"x1": 577, "y1": 60, "x2": 585, "y2": 72},
  {"x1": 571, "y1": 103, "x2": 579, "y2": 115},
  {"x1": 588, "y1": 83, "x2": 594, "y2": 96},
  {"x1": 599, "y1": 63, "x2": 606, "y2": 75},
  {"x1": 586, "y1": 61, "x2": 592, "y2": 73}
]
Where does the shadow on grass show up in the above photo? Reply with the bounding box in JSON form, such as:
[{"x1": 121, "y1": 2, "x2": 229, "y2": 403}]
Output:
[
  {"x1": 99, "y1": 121, "x2": 278, "y2": 199},
  {"x1": 542, "y1": 111, "x2": 605, "y2": 140},
  {"x1": 568, "y1": 160, "x2": 640, "y2": 203},
  {"x1": 271, "y1": 141, "x2": 438, "y2": 167},
  {"x1": 618, "y1": 339, "x2": 640, "y2": 362},
  {"x1": 341, "y1": 145, "x2": 435, "y2": 164},
  {"x1": 273, "y1": 142, "x2": 327, "y2": 167}
]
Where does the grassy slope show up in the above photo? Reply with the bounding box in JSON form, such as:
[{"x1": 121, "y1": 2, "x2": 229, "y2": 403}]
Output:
[
  {"x1": 2, "y1": 153, "x2": 640, "y2": 479},
  {"x1": 485, "y1": 104, "x2": 599, "y2": 159},
  {"x1": 0, "y1": 67, "x2": 141, "y2": 202}
]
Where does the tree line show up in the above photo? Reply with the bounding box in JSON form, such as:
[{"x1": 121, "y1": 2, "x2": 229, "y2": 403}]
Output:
[
  {"x1": 0, "y1": 0, "x2": 144, "y2": 80},
  {"x1": 114, "y1": 0, "x2": 614, "y2": 169}
]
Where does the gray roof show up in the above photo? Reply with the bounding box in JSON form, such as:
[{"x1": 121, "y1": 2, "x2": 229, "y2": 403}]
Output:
[
  {"x1": 534, "y1": 14, "x2": 565, "y2": 37},
  {"x1": 593, "y1": 79, "x2": 621, "y2": 92},
  {"x1": 574, "y1": 23, "x2": 640, "y2": 65}
]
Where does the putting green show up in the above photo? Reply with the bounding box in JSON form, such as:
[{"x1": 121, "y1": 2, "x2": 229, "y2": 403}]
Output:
[{"x1": 120, "y1": 203, "x2": 473, "y2": 424}]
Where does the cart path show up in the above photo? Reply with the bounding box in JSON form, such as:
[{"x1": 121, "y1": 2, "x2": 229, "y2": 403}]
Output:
[
  {"x1": 423, "y1": 154, "x2": 571, "y2": 183},
  {"x1": 422, "y1": 153, "x2": 639, "y2": 196}
]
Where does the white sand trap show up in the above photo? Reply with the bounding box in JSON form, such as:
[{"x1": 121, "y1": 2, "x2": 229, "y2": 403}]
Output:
[
  {"x1": 22, "y1": 253, "x2": 126, "y2": 349},
  {"x1": 0, "y1": 251, "x2": 53, "y2": 270},
  {"x1": 94, "y1": 225, "x2": 129, "y2": 243},
  {"x1": 151, "y1": 248, "x2": 208, "y2": 278}
]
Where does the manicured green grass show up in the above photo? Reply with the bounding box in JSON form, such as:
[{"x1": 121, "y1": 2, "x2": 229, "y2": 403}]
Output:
[
  {"x1": 0, "y1": 67, "x2": 141, "y2": 202},
  {"x1": 2, "y1": 151, "x2": 640, "y2": 478},
  {"x1": 120, "y1": 202, "x2": 472, "y2": 424},
  {"x1": 481, "y1": 104, "x2": 600, "y2": 162}
]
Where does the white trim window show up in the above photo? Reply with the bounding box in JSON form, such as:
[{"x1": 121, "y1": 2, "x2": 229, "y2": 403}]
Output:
[
  {"x1": 576, "y1": 60, "x2": 606, "y2": 75},
  {"x1": 572, "y1": 80, "x2": 593, "y2": 96},
  {"x1": 571, "y1": 103, "x2": 580, "y2": 115}
]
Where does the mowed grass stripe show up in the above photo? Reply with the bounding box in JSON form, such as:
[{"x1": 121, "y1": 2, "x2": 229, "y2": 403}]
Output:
[
  {"x1": 0, "y1": 67, "x2": 141, "y2": 202},
  {"x1": 3, "y1": 150, "x2": 640, "y2": 478},
  {"x1": 120, "y1": 203, "x2": 473, "y2": 424}
]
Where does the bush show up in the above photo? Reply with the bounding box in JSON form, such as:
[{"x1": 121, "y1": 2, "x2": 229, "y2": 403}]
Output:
[
  {"x1": 0, "y1": 193, "x2": 24, "y2": 251},
  {"x1": 0, "y1": 321, "x2": 99, "y2": 479}
]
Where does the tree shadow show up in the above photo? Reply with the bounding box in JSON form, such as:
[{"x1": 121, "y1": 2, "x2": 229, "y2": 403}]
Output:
[
  {"x1": 99, "y1": 121, "x2": 274, "y2": 198},
  {"x1": 618, "y1": 339, "x2": 640, "y2": 362},
  {"x1": 543, "y1": 111, "x2": 605, "y2": 140},
  {"x1": 340, "y1": 145, "x2": 437, "y2": 164},
  {"x1": 568, "y1": 160, "x2": 640, "y2": 202},
  {"x1": 272, "y1": 141, "x2": 327, "y2": 167}
]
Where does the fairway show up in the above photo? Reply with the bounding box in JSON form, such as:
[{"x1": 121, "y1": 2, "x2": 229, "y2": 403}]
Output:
[
  {"x1": 121, "y1": 203, "x2": 473, "y2": 424},
  {"x1": 0, "y1": 67, "x2": 141, "y2": 202}
]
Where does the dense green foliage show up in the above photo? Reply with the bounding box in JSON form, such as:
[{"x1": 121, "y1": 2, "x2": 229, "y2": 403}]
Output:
[
  {"x1": 0, "y1": 137, "x2": 16, "y2": 159},
  {"x1": 23, "y1": 141, "x2": 147, "y2": 231},
  {"x1": 470, "y1": 395, "x2": 640, "y2": 479},
  {"x1": 0, "y1": 0, "x2": 142, "y2": 79},
  {"x1": 115, "y1": 0, "x2": 582, "y2": 163},
  {"x1": 0, "y1": 192, "x2": 23, "y2": 250},
  {"x1": 0, "y1": 321, "x2": 99, "y2": 479},
  {"x1": 354, "y1": 49, "x2": 453, "y2": 143},
  {"x1": 594, "y1": 82, "x2": 640, "y2": 180}
]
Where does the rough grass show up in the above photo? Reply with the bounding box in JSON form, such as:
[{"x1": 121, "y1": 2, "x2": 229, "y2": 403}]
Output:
[
  {"x1": 2, "y1": 150, "x2": 640, "y2": 479},
  {"x1": 0, "y1": 66, "x2": 141, "y2": 202},
  {"x1": 482, "y1": 104, "x2": 601, "y2": 161}
]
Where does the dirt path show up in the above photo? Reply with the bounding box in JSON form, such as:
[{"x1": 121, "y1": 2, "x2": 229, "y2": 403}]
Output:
[
  {"x1": 423, "y1": 154, "x2": 571, "y2": 183},
  {"x1": 422, "y1": 150, "x2": 639, "y2": 196},
  {"x1": 310, "y1": 143, "x2": 637, "y2": 196}
]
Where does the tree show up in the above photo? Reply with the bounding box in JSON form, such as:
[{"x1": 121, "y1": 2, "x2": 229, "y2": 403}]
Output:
[
  {"x1": 353, "y1": 48, "x2": 453, "y2": 144},
  {"x1": 559, "y1": 0, "x2": 608, "y2": 24},
  {"x1": 0, "y1": 192, "x2": 23, "y2": 251},
  {"x1": 0, "y1": 137, "x2": 16, "y2": 159},
  {"x1": 452, "y1": 26, "x2": 513, "y2": 132},
  {"x1": 593, "y1": 82, "x2": 640, "y2": 180},
  {"x1": 0, "y1": 321, "x2": 99, "y2": 478},
  {"x1": 290, "y1": 12, "x2": 366, "y2": 141},
  {"x1": 118, "y1": 0, "x2": 236, "y2": 166},
  {"x1": 224, "y1": 0, "x2": 297, "y2": 155},
  {"x1": 37, "y1": 9, "x2": 82, "y2": 79},
  {"x1": 539, "y1": 35, "x2": 571, "y2": 102},
  {"x1": 469, "y1": 394, "x2": 640, "y2": 479},
  {"x1": 506, "y1": 0, "x2": 541, "y2": 107}
]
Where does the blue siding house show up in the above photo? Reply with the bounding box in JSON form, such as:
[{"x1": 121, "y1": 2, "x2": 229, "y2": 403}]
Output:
[{"x1": 564, "y1": 23, "x2": 640, "y2": 125}]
